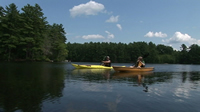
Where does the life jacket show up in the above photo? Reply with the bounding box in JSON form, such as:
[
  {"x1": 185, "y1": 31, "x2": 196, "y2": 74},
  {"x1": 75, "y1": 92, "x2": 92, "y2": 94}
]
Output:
[
  {"x1": 135, "y1": 61, "x2": 145, "y2": 67},
  {"x1": 138, "y1": 61, "x2": 142, "y2": 67},
  {"x1": 104, "y1": 61, "x2": 111, "y2": 67}
]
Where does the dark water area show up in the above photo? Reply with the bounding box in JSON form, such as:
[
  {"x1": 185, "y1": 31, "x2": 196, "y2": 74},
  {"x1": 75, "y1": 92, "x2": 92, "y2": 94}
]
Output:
[{"x1": 0, "y1": 62, "x2": 200, "y2": 112}]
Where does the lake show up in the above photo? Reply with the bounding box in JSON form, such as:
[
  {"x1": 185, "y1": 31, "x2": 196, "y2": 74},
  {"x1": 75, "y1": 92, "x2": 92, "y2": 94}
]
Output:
[{"x1": 0, "y1": 62, "x2": 200, "y2": 112}]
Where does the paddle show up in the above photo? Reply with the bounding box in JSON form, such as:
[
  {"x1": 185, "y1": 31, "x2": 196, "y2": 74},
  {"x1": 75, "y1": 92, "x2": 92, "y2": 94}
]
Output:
[{"x1": 101, "y1": 56, "x2": 107, "y2": 65}]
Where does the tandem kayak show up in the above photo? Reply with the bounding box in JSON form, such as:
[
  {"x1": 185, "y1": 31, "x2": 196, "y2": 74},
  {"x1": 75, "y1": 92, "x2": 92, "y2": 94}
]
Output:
[
  {"x1": 112, "y1": 66, "x2": 154, "y2": 72},
  {"x1": 71, "y1": 63, "x2": 112, "y2": 69}
]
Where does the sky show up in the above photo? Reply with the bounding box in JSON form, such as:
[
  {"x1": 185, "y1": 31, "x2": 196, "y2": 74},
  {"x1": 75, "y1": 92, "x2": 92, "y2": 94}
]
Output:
[{"x1": 1, "y1": 0, "x2": 200, "y2": 50}]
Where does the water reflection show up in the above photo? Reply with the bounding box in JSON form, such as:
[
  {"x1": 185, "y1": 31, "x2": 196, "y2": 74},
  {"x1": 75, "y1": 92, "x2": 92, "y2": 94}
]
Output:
[
  {"x1": 181, "y1": 72, "x2": 187, "y2": 83},
  {"x1": 189, "y1": 72, "x2": 200, "y2": 81},
  {"x1": 70, "y1": 69, "x2": 113, "y2": 93},
  {"x1": 0, "y1": 62, "x2": 66, "y2": 112},
  {"x1": 71, "y1": 69, "x2": 112, "y2": 81},
  {"x1": 112, "y1": 72, "x2": 153, "y2": 92},
  {"x1": 1, "y1": 62, "x2": 200, "y2": 112}
]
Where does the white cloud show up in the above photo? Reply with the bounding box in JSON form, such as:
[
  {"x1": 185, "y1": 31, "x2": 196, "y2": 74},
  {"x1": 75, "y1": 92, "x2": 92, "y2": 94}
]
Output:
[
  {"x1": 116, "y1": 24, "x2": 122, "y2": 30},
  {"x1": 106, "y1": 15, "x2": 119, "y2": 23},
  {"x1": 82, "y1": 34, "x2": 105, "y2": 39},
  {"x1": 144, "y1": 31, "x2": 167, "y2": 38},
  {"x1": 162, "y1": 32, "x2": 200, "y2": 44},
  {"x1": 105, "y1": 31, "x2": 114, "y2": 39},
  {"x1": 144, "y1": 31, "x2": 154, "y2": 37},
  {"x1": 69, "y1": 1, "x2": 105, "y2": 17},
  {"x1": 162, "y1": 32, "x2": 200, "y2": 50}
]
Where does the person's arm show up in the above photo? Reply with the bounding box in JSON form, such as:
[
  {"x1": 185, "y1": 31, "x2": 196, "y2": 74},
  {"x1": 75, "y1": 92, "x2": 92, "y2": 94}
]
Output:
[
  {"x1": 138, "y1": 61, "x2": 145, "y2": 68},
  {"x1": 141, "y1": 61, "x2": 145, "y2": 66},
  {"x1": 102, "y1": 60, "x2": 111, "y2": 63}
]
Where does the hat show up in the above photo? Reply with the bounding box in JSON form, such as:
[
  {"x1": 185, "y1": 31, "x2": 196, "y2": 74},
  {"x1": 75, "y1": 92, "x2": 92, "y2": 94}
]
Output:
[{"x1": 138, "y1": 56, "x2": 142, "y2": 60}]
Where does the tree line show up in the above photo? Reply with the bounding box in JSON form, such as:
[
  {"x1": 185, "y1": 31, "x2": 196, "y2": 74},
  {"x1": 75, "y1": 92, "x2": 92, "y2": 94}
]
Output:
[
  {"x1": 1, "y1": 3, "x2": 200, "y2": 64},
  {"x1": 0, "y1": 3, "x2": 68, "y2": 62},
  {"x1": 67, "y1": 42, "x2": 200, "y2": 64}
]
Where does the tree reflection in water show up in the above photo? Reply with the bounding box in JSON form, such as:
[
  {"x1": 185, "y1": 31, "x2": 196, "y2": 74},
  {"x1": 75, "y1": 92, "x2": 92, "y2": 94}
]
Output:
[{"x1": 112, "y1": 72, "x2": 153, "y2": 92}]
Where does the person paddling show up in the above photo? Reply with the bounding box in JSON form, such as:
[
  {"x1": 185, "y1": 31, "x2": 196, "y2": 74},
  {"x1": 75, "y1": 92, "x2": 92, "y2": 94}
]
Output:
[
  {"x1": 130, "y1": 56, "x2": 145, "y2": 68},
  {"x1": 102, "y1": 56, "x2": 111, "y2": 67}
]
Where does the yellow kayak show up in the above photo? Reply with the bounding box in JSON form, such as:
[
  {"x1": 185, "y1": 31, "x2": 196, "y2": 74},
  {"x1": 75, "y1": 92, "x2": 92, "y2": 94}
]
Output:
[{"x1": 71, "y1": 63, "x2": 113, "y2": 69}]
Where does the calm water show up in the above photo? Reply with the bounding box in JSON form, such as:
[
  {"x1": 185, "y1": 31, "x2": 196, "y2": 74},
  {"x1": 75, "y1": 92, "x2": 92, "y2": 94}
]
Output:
[{"x1": 0, "y1": 62, "x2": 200, "y2": 112}]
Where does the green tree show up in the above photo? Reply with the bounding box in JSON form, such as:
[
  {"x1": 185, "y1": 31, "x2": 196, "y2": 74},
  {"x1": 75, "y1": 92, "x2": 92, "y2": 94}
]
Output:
[
  {"x1": 20, "y1": 4, "x2": 47, "y2": 60},
  {"x1": 0, "y1": 3, "x2": 21, "y2": 61},
  {"x1": 156, "y1": 44, "x2": 173, "y2": 55},
  {"x1": 46, "y1": 24, "x2": 68, "y2": 62},
  {"x1": 156, "y1": 44, "x2": 175, "y2": 63},
  {"x1": 179, "y1": 44, "x2": 189, "y2": 64},
  {"x1": 188, "y1": 44, "x2": 200, "y2": 64},
  {"x1": 147, "y1": 42, "x2": 159, "y2": 63},
  {"x1": 0, "y1": 3, "x2": 68, "y2": 62},
  {"x1": 0, "y1": 6, "x2": 5, "y2": 60}
]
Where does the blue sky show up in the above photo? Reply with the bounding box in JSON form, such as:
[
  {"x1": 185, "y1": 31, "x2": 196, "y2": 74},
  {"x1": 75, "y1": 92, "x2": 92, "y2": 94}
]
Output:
[{"x1": 1, "y1": 0, "x2": 200, "y2": 50}]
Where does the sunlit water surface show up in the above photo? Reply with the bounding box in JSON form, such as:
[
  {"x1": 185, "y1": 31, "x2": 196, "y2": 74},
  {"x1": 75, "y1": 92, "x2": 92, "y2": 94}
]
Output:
[{"x1": 0, "y1": 62, "x2": 200, "y2": 112}]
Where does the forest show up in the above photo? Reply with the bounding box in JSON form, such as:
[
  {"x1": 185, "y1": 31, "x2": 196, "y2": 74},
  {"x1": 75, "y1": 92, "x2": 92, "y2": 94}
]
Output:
[
  {"x1": 1, "y1": 3, "x2": 200, "y2": 64},
  {"x1": 0, "y1": 3, "x2": 68, "y2": 62},
  {"x1": 67, "y1": 42, "x2": 200, "y2": 64}
]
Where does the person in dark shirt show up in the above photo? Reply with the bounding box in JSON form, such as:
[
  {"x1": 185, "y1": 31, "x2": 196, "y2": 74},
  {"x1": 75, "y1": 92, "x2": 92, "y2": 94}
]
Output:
[{"x1": 102, "y1": 56, "x2": 111, "y2": 67}]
